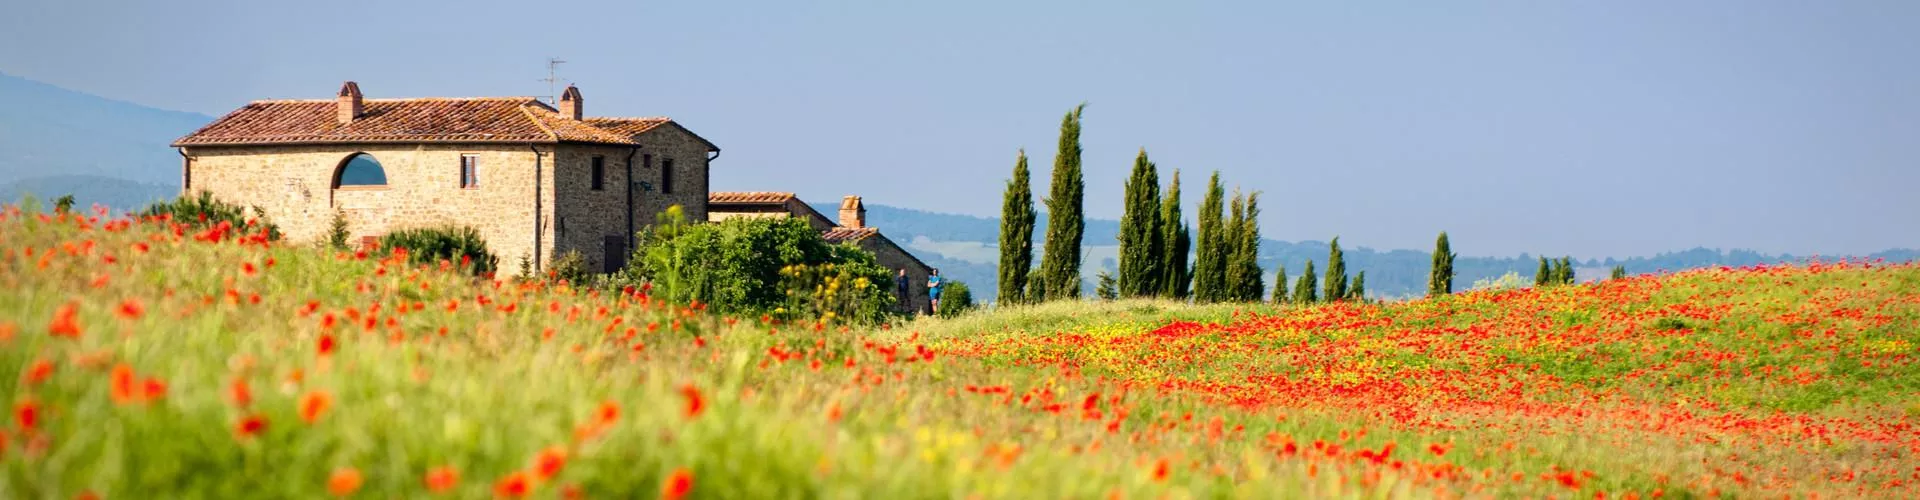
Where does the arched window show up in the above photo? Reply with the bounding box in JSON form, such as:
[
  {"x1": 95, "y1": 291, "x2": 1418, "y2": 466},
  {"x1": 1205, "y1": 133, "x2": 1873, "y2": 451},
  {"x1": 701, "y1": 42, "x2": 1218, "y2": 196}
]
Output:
[{"x1": 335, "y1": 153, "x2": 388, "y2": 187}]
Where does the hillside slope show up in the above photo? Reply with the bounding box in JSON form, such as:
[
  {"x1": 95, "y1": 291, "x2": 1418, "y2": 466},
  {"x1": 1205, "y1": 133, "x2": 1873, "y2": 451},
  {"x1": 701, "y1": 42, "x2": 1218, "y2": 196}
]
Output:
[{"x1": 4, "y1": 207, "x2": 1915, "y2": 497}]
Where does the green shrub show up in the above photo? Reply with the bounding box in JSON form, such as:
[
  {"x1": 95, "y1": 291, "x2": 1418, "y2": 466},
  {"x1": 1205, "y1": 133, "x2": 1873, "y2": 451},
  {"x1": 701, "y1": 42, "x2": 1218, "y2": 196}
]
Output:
[
  {"x1": 549, "y1": 250, "x2": 591, "y2": 285},
  {"x1": 140, "y1": 190, "x2": 283, "y2": 240},
  {"x1": 378, "y1": 226, "x2": 498, "y2": 276},
  {"x1": 325, "y1": 210, "x2": 351, "y2": 250},
  {"x1": 937, "y1": 280, "x2": 976, "y2": 317},
  {"x1": 623, "y1": 207, "x2": 898, "y2": 324},
  {"x1": 53, "y1": 194, "x2": 75, "y2": 214}
]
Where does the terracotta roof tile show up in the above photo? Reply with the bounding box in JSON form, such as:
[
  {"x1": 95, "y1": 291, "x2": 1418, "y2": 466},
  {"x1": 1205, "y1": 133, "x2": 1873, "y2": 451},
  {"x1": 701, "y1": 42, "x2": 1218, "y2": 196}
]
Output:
[
  {"x1": 708, "y1": 191, "x2": 797, "y2": 204},
  {"x1": 174, "y1": 94, "x2": 715, "y2": 150},
  {"x1": 820, "y1": 227, "x2": 878, "y2": 243}
]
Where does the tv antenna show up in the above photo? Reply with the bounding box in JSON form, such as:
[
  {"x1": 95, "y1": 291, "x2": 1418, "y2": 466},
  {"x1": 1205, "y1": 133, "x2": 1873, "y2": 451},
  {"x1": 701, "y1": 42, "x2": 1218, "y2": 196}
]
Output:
[{"x1": 540, "y1": 57, "x2": 567, "y2": 104}]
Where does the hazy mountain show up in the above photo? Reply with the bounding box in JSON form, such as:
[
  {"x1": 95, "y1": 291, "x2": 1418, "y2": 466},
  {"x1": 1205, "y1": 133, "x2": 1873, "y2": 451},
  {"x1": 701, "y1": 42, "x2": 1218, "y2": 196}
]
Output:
[
  {"x1": 0, "y1": 71, "x2": 207, "y2": 197},
  {"x1": 7, "y1": 71, "x2": 1913, "y2": 302}
]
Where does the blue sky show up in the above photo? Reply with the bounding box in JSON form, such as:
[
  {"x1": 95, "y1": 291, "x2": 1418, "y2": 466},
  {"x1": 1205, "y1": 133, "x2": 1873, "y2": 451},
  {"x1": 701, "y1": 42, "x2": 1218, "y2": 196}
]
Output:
[{"x1": 3, "y1": 0, "x2": 1916, "y2": 258}]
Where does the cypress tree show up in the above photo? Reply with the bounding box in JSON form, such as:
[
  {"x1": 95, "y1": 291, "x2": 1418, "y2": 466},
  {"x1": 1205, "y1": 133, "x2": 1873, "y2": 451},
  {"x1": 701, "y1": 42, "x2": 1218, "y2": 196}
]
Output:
[
  {"x1": 1223, "y1": 190, "x2": 1248, "y2": 301},
  {"x1": 1038, "y1": 104, "x2": 1087, "y2": 300},
  {"x1": 1117, "y1": 149, "x2": 1162, "y2": 298},
  {"x1": 1270, "y1": 264, "x2": 1288, "y2": 304},
  {"x1": 1159, "y1": 170, "x2": 1191, "y2": 299},
  {"x1": 1350, "y1": 271, "x2": 1366, "y2": 302},
  {"x1": 1234, "y1": 192, "x2": 1264, "y2": 301},
  {"x1": 1610, "y1": 265, "x2": 1627, "y2": 280},
  {"x1": 1323, "y1": 237, "x2": 1348, "y2": 302},
  {"x1": 1294, "y1": 260, "x2": 1318, "y2": 305},
  {"x1": 996, "y1": 150, "x2": 1036, "y2": 304},
  {"x1": 1534, "y1": 257, "x2": 1551, "y2": 287},
  {"x1": 1026, "y1": 266, "x2": 1047, "y2": 302},
  {"x1": 1428, "y1": 231, "x2": 1455, "y2": 297},
  {"x1": 1559, "y1": 256, "x2": 1577, "y2": 285},
  {"x1": 1095, "y1": 270, "x2": 1118, "y2": 300},
  {"x1": 1192, "y1": 171, "x2": 1227, "y2": 302}
]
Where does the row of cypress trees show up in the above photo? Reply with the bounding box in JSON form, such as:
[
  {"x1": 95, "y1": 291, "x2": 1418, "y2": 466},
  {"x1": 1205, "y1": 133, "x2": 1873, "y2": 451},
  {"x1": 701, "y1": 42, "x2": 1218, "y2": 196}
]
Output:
[{"x1": 994, "y1": 105, "x2": 1496, "y2": 306}]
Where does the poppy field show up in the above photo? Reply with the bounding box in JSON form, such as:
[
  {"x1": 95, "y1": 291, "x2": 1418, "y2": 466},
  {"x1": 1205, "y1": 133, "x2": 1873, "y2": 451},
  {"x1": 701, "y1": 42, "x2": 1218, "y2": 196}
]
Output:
[{"x1": 2, "y1": 206, "x2": 1918, "y2": 498}]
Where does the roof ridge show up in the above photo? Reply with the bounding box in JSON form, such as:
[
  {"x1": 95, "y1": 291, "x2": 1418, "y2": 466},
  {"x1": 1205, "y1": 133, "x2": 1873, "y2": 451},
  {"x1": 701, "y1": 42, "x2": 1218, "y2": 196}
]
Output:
[
  {"x1": 516, "y1": 104, "x2": 563, "y2": 143},
  {"x1": 586, "y1": 116, "x2": 673, "y2": 121},
  {"x1": 248, "y1": 96, "x2": 541, "y2": 104}
]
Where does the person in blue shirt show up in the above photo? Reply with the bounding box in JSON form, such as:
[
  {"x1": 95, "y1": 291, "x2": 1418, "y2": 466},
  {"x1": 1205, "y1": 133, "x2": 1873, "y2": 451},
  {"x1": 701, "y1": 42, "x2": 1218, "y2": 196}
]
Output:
[{"x1": 926, "y1": 268, "x2": 943, "y2": 314}]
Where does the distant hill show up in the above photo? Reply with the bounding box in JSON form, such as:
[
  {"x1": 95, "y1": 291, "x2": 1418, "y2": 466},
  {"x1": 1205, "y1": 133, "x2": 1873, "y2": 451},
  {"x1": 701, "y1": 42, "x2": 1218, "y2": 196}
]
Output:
[
  {"x1": 832, "y1": 202, "x2": 1919, "y2": 302},
  {"x1": 7, "y1": 70, "x2": 1913, "y2": 302},
  {"x1": 0, "y1": 71, "x2": 207, "y2": 203}
]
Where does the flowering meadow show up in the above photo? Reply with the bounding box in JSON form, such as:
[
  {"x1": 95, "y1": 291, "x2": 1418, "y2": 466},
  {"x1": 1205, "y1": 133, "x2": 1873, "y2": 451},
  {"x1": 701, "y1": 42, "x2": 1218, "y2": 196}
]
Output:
[{"x1": 2, "y1": 206, "x2": 1918, "y2": 499}]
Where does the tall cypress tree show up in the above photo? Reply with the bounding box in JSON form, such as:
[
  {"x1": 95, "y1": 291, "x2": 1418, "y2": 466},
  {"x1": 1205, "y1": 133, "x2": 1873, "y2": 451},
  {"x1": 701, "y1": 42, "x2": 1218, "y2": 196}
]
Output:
[
  {"x1": 1350, "y1": 271, "x2": 1366, "y2": 302},
  {"x1": 1039, "y1": 104, "x2": 1086, "y2": 300},
  {"x1": 1234, "y1": 192, "x2": 1264, "y2": 301},
  {"x1": 1428, "y1": 231, "x2": 1455, "y2": 297},
  {"x1": 996, "y1": 150, "x2": 1035, "y2": 304},
  {"x1": 1117, "y1": 149, "x2": 1162, "y2": 298},
  {"x1": 1323, "y1": 237, "x2": 1348, "y2": 302},
  {"x1": 1192, "y1": 171, "x2": 1227, "y2": 302},
  {"x1": 1610, "y1": 265, "x2": 1627, "y2": 280},
  {"x1": 1223, "y1": 190, "x2": 1248, "y2": 301},
  {"x1": 1270, "y1": 264, "x2": 1288, "y2": 304},
  {"x1": 1294, "y1": 260, "x2": 1318, "y2": 305},
  {"x1": 1558, "y1": 256, "x2": 1576, "y2": 285},
  {"x1": 1159, "y1": 170, "x2": 1191, "y2": 299},
  {"x1": 1534, "y1": 257, "x2": 1551, "y2": 287}
]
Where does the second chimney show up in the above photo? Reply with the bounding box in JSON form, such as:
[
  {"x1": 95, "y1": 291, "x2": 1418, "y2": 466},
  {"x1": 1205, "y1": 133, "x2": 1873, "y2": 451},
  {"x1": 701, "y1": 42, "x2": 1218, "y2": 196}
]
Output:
[
  {"x1": 558, "y1": 85, "x2": 583, "y2": 120},
  {"x1": 336, "y1": 81, "x2": 363, "y2": 125},
  {"x1": 838, "y1": 195, "x2": 866, "y2": 228}
]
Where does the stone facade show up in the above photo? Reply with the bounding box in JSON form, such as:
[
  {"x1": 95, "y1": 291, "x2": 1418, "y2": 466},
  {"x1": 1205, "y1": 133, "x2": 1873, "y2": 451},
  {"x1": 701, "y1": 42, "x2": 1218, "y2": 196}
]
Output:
[{"x1": 708, "y1": 192, "x2": 934, "y2": 313}]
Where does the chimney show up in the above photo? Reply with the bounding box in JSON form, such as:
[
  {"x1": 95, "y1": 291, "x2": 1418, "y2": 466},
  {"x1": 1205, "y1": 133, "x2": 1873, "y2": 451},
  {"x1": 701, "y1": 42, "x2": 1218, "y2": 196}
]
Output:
[
  {"x1": 336, "y1": 81, "x2": 363, "y2": 125},
  {"x1": 558, "y1": 85, "x2": 583, "y2": 120},
  {"x1": 838, "y1": 195, "x2": 866, "y2": 228}
]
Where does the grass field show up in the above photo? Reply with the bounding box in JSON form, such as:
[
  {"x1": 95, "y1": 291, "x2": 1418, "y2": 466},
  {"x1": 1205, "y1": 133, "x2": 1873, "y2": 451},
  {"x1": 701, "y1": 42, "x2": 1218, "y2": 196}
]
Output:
[{"x1": 2, "y1": 206, "x2": 1917, "y2": 498}]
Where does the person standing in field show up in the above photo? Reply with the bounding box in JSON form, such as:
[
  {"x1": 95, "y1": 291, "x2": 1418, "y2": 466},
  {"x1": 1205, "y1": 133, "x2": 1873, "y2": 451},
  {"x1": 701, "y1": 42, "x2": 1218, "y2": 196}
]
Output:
[
  {"x1": 927, "y1": 268, "x2": 944, "y2": 314},
  {"x1": 894, "y1": 269, "x2": 911, "y2": 313}
]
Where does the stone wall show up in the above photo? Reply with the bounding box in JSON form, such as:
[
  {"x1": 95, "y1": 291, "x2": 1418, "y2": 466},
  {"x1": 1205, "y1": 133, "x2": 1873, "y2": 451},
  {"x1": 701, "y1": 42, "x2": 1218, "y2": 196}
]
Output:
[
  {"x1": 180, "y1": 144, "x2": 551, "y2": 273},
  {"x1": 632, "y1": 124, "x2": 714, "y2": 223},
  {"x1": 855, "y1": 234, "x2": 933, "y2": 315}
]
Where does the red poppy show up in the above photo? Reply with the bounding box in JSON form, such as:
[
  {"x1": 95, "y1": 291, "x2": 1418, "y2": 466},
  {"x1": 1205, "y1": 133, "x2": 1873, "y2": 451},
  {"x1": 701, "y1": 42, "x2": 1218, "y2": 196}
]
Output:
[
  {"x1": 116, "y1": 299, "x2": 144, "y2": 320},
  {"x1": 229, "y1": 377, "x2": 252, "y2": 407},
  {"x1": 1151, "y1": 458, "x2": 1171, "y2": 482},
  {"x1": 14, "y1": 399, "x2": 38, "y2": 431},
  {"x1": 596, "y1": 400, "x2": 621, "y2": 426},
  {"x1": 661, "y1": 468, "x2": 693, "y2": 500},
  {"x1": 110, "y1": 363, "x2": 139, "y2": 404},
  {"x1": 318, "y1": 334, "x2": 337, "y2": 357},
  {"x1": 494, "y1": 471, "x2": 532, "y2": 497},
  {"x1": 48, "y1": 302, "x2": 81, "y2": 338},
  {"x1": 680, "y1": 384, "x2": 706, "y2": 419},
  {"x1": 533, "y1": 446, "x2": 568, "y2": 480},
  {"x1": 328, "y1": 467, "x2": 363, "y2": 496},
  {"x1": 234, "y1": 414, "x2": 267, "y2": 439},
  {"x1": 24, "y1": 359, "x2": 54, "y2": 386},
  {"x1": 300, "y1": 390, "x2": 333, "y2": 424},
  {"x1": 424, "y1": 466, "x2": 459, "y2": 493}
]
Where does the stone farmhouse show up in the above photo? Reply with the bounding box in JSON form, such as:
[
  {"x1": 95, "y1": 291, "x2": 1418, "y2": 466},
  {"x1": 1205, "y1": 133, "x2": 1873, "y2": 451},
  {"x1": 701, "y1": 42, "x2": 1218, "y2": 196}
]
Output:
[
  {"x1": 172, "y1": 82, "x2": 714, "y2": 274},
  {"x1": 708, "y1": 192, "x2": 933, "y2": 313},
  {"x1": 171, "y1": 82, "x2": 933, "y2": 311}
]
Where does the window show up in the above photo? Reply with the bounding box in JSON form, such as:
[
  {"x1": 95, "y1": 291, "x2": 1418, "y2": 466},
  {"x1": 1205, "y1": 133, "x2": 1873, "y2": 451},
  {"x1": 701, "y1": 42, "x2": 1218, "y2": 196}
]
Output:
[
  {"x1": 662, "y1": 158, "x2": 675, "y2": 194},
  {"x1": 460, "y1": 155, "x2": 479, "y2": 189},
  {"x1": 335, "y1": 153, "x2": 388, "y2": 187},
  {"x1": 590, "y1": 156, "x2": 605, "y2": 191}
]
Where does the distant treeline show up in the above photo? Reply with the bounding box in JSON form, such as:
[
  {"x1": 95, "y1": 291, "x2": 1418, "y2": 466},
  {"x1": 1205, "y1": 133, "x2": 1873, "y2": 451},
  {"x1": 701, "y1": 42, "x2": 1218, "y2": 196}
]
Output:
[{"x1": 834, "y1": 202, "x2": 1918, "y2": 302}]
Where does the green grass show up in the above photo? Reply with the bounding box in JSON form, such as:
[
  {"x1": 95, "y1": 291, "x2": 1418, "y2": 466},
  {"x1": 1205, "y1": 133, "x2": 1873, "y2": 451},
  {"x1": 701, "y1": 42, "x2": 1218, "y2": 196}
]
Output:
[{"x1": 3, "y1": 209, "x2": 1917, "y2": 498}]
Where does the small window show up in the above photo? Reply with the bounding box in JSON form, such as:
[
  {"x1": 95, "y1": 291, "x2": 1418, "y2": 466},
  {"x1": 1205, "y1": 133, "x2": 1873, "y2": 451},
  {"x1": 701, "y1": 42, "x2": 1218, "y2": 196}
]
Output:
[
  {"x1": 460, "y1": 155, "x2": 479, "y2": 189},
  {"x1": 336, "y1": 153, "x2": 388, "y2": 187},
  {"x1": 662, "y1": 158, "x2": 675, "y2": 194},
  {"x1": 590, "y1": 156, "x2": 605, "y2": 191}
]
